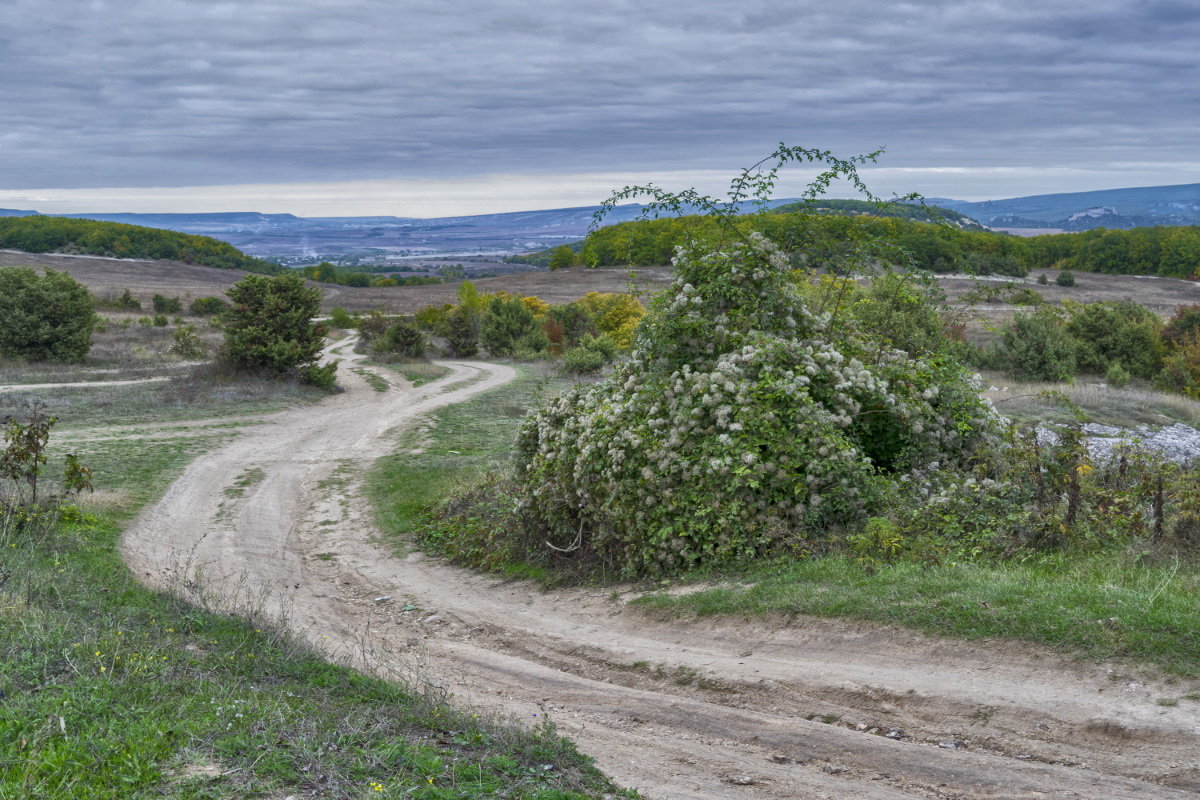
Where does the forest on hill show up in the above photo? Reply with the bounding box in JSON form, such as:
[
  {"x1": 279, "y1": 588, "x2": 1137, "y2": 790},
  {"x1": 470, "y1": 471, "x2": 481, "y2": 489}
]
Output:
[
  {"x1": 0, "y1": 216, "x2": 280, "y2": 274},
  {"x1": 519, "y1": 209, "x2": 1200, "y2": 280}
]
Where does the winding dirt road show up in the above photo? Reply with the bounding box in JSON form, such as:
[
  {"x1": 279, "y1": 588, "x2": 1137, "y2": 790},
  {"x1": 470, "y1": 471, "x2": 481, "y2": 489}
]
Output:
[{"x1": 121, "y1": 341, "x2": 1200, "y2": 799}]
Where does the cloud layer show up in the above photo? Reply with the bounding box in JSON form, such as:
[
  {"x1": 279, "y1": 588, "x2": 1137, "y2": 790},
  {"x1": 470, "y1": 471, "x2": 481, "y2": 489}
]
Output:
[{"x1": 3, "y1": 1, "x2": 1197, "y2": 210}]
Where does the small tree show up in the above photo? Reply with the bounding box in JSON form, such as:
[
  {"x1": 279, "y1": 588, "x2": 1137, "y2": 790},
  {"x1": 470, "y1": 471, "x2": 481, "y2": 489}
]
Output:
[
  {"x1": 481, "y1": 297, "x2": 538, "y2": 357},
  {"x1": 0, "y1": 267, "x2": 95, "y2": 362},
  {"x1": 152, "y1": 294, "x2": 183, "y2": 313},
  {"x1": 548, "y1": 245, "x2": 576, "y2": 271},
  {"x1": 220, "y1": 272, "x2": 334, "y2": 384},
  {"x1": 997, "y1": 306, "x2": 1076, "y2": 381},
  {"x1": 189, "y1": 296, "x2": 228, "y2": 316},
  {"x1": 1056, "y1": 270, "x2": 1076, "y2": 287}
]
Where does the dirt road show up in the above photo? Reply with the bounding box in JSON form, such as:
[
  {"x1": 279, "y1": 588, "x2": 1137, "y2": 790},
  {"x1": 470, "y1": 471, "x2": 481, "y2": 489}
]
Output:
[{"x1": 121, "y1": 342, "x2": 1200, "y2": 799}]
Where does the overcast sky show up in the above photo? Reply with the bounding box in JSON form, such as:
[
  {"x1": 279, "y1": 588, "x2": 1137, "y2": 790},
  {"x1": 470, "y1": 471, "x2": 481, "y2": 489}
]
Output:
[{"x1": 2, "y1": 0, "x2": 1197, "y2": 216}]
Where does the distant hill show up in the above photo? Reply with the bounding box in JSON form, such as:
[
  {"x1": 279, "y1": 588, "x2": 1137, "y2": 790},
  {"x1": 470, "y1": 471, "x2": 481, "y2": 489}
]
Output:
[
  {"x1": 0, "y1": 216, "x2": 279, "y2": 273},
  {"x1": 1, "y1": 200, "x2": 801, "y2": 264},
  {"x1": 774, "y1": 198, "x2": 988, "y2": 230},
  {"x1": 932, "y1": 183, "x2": 1200, "y2": 231}
]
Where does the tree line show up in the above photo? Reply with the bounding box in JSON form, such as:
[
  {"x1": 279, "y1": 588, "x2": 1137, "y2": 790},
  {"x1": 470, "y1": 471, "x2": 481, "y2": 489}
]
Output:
[
  {"x1": 520, "y1": 210, "x2": 1200, "y2": 280},
  {"x1": 0, "y1": 216, "x2": 279, "y2": 274}
]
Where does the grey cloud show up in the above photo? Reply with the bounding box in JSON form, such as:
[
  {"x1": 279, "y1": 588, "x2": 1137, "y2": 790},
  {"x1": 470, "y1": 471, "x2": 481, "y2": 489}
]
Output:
[{"x1": 0, "y1": 0, "x2": 1196, "y2": 192}]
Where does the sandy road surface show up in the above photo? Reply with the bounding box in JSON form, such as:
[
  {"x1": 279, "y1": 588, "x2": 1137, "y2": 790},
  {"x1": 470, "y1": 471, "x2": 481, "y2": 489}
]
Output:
[{"x1": 120, "y1": 342, "x2": 1200, "y2": 799}]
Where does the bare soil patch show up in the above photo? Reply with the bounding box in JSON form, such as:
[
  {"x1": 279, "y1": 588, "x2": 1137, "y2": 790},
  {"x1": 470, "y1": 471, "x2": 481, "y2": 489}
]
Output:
[{"x1": 115, "y1": 341, "x2": 1200, "y2": 800}]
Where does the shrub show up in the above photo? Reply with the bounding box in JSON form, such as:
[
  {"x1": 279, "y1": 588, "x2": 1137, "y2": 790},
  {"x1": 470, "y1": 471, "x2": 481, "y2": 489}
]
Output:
[
  {"x1": 1106, "y1": 360, "x2": 1131, "y2": 388},
  {"x1": 847, "y1": 271, "x2": 949, "y2": 357},
  {"x1": 168, "y1": 325, "x2": 207, "y2": 359},
  {"x1": 480, "y1": 297, "x2": 538, "y2": 357},
  {"x1": 1037, "y1": 273, "x2": 1049, "y2": 285},
  {"x1": 514, "y1": 327, "x2": 551, "y2": 359},
  {"x1": 220, "y1": 272, "x2": 335, "y2": 385},
  {"x1": 445, "y1": 308, "x2": 478, "y2": 357},
  {"x1": 328, "y1": 306, "x2": 356, "y2": 329},
  {"x1": 152, "y1": 313, "x2": 169, "y2": 327},
  {"x1": 152, "y1": 294, "x2": 183, "y2": 313},
  {"x1": 1, "y1": 407, "x2": 92, "y2": 517},
  {"x1": 1056, "y1": 270, "x2": 1076, "y2": 287},
  {"x1": 576, "y1": 292, "x2": 645, "y2": 349},
  {"x1": 560, "y1": 334, "x2": 617, "y2": 374},
  {"x1": 1162, "y1": 303, "x2": 1200, "y2": 348},
  {"x1": 0, "y1": 267, "x2": 95, "y2": 362},
  {"x1": 1065, "y1": 301, "x2": 1163, "y2": 378},
  {"x1": 996, "y1": 307, "x2": 1076, "y2": 381},
  {"x1": 545, "y1": 303, "x2": 598, "y2": 349},
  {"x1": 116, "y1": 288, "x2": 141, "y2": 310},
  {"x1": 1008, "y1": 288, "x2": 1045, "y2": 305},
  {"x1": 188, "y1": 296, "x2": 228, "y2": 316},
  {"x1": 1157, "y1": 332, "x2": 1200, "y2": 398},
  {"x1": 414, "y1": 304, "x2": 452, "y2": 336},
  {"x1": 515, "y1": 233, "x2": 997, "y2": 575},
  {"x1": 375, "y1": 318, "x2": 426, "y2": 359}
]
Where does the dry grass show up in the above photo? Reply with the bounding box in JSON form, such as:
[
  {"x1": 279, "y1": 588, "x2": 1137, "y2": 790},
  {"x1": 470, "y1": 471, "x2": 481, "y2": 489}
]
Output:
[{"x1": 984, "y1": 372, "x2": 1200, "y2": 427}]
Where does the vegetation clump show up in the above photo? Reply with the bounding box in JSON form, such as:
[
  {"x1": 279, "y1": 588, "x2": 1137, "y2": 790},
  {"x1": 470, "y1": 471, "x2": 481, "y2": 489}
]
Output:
[
  {"x1": 0, "y1": 266, "x2": 95, "y2": 362},
  {"x1": 515, "y1": 232, "x2": 996, "y2": 574},
  {"x1": 219, "y1": 272, "x2": 336, "y2": 388}
]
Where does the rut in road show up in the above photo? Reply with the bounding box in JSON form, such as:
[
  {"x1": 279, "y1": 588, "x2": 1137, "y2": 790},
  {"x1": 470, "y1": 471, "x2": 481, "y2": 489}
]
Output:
[{"x1": 121, "y1": 345, "x2": 1200, "y2": 799}]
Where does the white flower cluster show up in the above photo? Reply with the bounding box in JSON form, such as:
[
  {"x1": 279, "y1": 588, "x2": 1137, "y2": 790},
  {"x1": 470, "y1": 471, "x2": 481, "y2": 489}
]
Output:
[{"x1": 514, "y1": 234, "x2": 997, "y2": 575}]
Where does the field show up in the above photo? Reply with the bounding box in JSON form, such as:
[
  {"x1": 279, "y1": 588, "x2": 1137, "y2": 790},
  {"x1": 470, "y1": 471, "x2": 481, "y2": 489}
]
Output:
[
  {"x1": 0, "y1": 250, "x2": 672, "y2": 314},
  {"x1": 5, "y1": 249, "x2": 1200, "y2": 798}
]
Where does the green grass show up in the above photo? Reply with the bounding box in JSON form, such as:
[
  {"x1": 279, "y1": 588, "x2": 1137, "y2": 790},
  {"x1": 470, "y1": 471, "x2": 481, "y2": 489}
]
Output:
[
  {"x1": 1, "y1": 373, "x2": 322, "y2": 432},
  {"x1": 367, "y1": 368, "x2": 566, "y2": 549},
  {"x1": 351, "y1": 367, "x2": 391, "y2": 393},
  {"x1": 632, "y1": 552, "x2": 1200, "y2": 676},
  {"x1": 1, "y1": 388, "x2": 628, "y2": 799},
  {"x1": 374, "y1": 360, "x2": 452, "y2": 387}
]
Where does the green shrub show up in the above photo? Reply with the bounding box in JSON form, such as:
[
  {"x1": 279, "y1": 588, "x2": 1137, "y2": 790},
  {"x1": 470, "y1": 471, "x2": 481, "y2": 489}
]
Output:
[
  {"x1": 515, "y1": 233, "x2": 997, "y2": 575},
  {"x1": 1065, "y1": 300, "x2": 1164, "y2": 378},
  {"x1": 514, "y1": 327, "x2": 551, "y2": 359},
  {"x1": 545, "y1": 303, "x2": 597, "y2": 348},
  {"x1": 220, "y1": 272, "x2": 335, "y2": 385},
  {"x1": 168, "y1": 325, "x2": 206, "y2": 359},
  {"x1": 414, "y1": 303, "x2": 453, "y2": 336},
  {"x1": 328, "y1": 306, "x2": 356, "y2": 329},
  {"x1": 375, "y1": 319, "x2": 426, "y2": 359},
  {"x1": 1008, "y1": 288, "x2": 1045, "y2": 305},
  {"x1": 1162, "y1": 303, "x2": 1200, "y2": 348},
  {"x1": 1037, "y1": 273, "x2": 1049, "y2": 285},
  {"x1": 188, "y1": 295, "x2": 228, "y2": 316},
  {"x1": 848, "y1": 271, "x2": 949, "y2": 357},
  {"x1": 445, "y1": 308, "x2": 478, "y2": 357},
  {"x1": 115, "y1": 288, "x2": 141, "y2": 310},
  {"x1": 996, "y1": 306, "x2": 1076, "y2": 381},
  {"x1": 0, "y1": 267, "x2": 95, "y2": 362},
  {"x1": 1056, "y1": 270, "x2": 1076, "y2": 287},
  {"x1": 152, "y1": 313, "x2": 169, "y2": 327},
  {"x1": 152, "y1": 294, "x2": 182, "y2": 314},
  {"x1": 480, "y1": 297, "x2": 537, "y2": 357},
  {"x1": 560, "y1": 334, "x2": 617, "y2": 374},
  {"x1": 1106, "y1": 360, "x2": 1131, "y2": 388}
]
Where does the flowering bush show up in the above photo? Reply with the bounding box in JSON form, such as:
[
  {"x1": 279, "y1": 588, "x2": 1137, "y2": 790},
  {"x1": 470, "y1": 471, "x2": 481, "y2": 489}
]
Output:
[{"x1": 514, "y1": 233, "x2": 998, "y2": 574}]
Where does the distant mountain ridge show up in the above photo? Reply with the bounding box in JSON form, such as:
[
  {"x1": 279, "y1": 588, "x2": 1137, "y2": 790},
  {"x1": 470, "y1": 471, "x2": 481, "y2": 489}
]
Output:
[
  {"x1": 0, "y1": 200, "x2": 799, "y2": 264},
  {"x1": 4, "y1": 182, "x2": 1199, "y2": 262},
  {"x1": 929, "y1": 182, "x2": 1200, "y2": 231}
]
